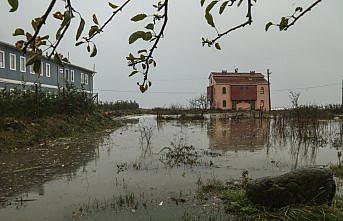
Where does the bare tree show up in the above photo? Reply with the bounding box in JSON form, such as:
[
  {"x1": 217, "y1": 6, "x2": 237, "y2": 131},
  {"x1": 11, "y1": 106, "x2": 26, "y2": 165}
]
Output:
[
  {"x1": 188, "y1": 94, "x2": 209, "y2": 110},
  {"x1": 289, "y1": 91, "x2": 301, "y2": 108}
]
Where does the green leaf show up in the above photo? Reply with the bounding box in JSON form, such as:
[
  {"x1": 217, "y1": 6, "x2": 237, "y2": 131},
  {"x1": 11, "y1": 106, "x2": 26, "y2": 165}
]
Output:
[
  {"x1": 145, "y1": 23, "x2": 154, "y2": 30},
  {"x1": 8, "y1": 0, "x2": 18, "y2": 12},
  {"x1": 26, "y1": 53, "x2": 40, "y2": 66},
  {"x1": 108, "y1": 2, "x2": 118, "y2": 9},
  {"x1": 138, "y1": 49, "x2": 147, "y2": 54},
  {"x1": 206, "y1": 1, "x2": 219, "y2": 13},
  {"x1": 13, "y1": 28, "x2": 24, "y2": 36},
  {"x1": 90, "y1": 44, "x2": 97, "y2": 57},
  {"x1": 139, "y1": 84, "x2": 148, "y2": 93},
  {"x1": 205, "y1": 12, "x2": 215, "y2": 28},
  {"x1": 200, "y1": 0, "x2": 206, "y2": 7},
  {"x1": 129, "y1": 31, "x2": 146, "y2": 44},
  {"x1": 237, "y1": 0, "x2": 244, "y2": 7},
  {"x1": 61, "y1": 10, "x2": 72, "y2": 27},
  {"x1": 265, "y1": 22, "x2": 273, "y2": 32},
  {"x1": 219, "y1": 1, "x2": 229, "y2": 15},
  {"x1": 40, "y1": 35, "x2": 50, "y2": 40},
  {"x1": 92, "y1": 14, "x2": 99, "y2": 25},
  {"x1": 75, "y1": 41, "x2": 84, "y2": 46},
  {"x1": 131, "y1": 14, "x2": 147, "y2": 22},
  {"x1": 215, "y1": 42, "x2": 221, "y2": 50},
  {"x1": 295, "y1": 7, "x2": 303, "y2": 13},
  {"x1": 129, "y1": 70, "x2": 139, "y2": 77},
  {"x1": 143, "y1": 32, "x2": 153, "y2": 41},
  {"x1": 53, "y1": 53, "x2": 63, "y2": 66},
  {"x1": 88, "y1": 25, "x2": 99, "y2": 37},
  {"x1": 279, "y1": 17, "x2": 289, "y2": 31},
  {"x1": 76, "y1": 18, "x2": 85, "y2": 40}
]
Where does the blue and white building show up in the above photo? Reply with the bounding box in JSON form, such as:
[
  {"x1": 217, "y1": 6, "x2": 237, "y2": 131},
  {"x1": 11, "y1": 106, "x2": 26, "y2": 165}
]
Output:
[{"x1": 0, "y1": 41, "x2": 95, "y2": 93}]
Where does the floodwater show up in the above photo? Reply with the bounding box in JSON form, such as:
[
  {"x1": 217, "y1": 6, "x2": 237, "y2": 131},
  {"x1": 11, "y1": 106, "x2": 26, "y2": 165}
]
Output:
[{"x1": 0, "y1": 114, "x2": 342, "y2": 221}]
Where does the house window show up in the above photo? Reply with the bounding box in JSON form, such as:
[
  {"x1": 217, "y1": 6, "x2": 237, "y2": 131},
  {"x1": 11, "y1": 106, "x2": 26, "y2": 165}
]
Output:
[
  {"x1": 223, "y1": 100, "x2": 227, "y2": 108},
  {"x1": 9, "y1": 53, "x2": 16, "y2": 70},
  {"x1": 85, "y1": 74, "x2": 89, "y2": 85},
  {"x1": 40, "y1": 62, "x2": 44, "y2": 76},
  {"x1": 65, "y1": 69, "x2": 70, "y2": 81},
  {"x1": 222, "y1": 87, "x2": 226, "y2": 94},
  {"x1": 71, "y1": 70, "x2": 75, "y2": 82},
  {"x1": 29, "y1": 65, "x2": 35, "y2": 74},
  {"x1": 46, "y1": 63, "x2": 51, "y2": 77},
  {"x1": 20, "y1": 56, "x2": 26, "y2": 72},
  {"x1": 260, "y1": 87, "x2": 265, "y2": 94},
  {"x1": 0, "y1": 50, "x2": 5, "y2": 68},
  {"x1": 81, "y1": 73, "x2": 84, "y2": 84}
]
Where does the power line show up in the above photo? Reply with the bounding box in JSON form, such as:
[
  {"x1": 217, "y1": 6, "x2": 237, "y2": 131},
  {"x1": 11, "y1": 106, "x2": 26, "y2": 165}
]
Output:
[{"x1": 94, "y1": 82, "x2": 340, "y2": 95}]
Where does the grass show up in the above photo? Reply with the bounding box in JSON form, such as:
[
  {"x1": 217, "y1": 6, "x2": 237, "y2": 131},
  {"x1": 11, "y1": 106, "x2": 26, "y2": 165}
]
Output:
[
  {"x1": 331, "y1": 165, "x2": 343, "y2": 178},
  {"x1": 0, "y1": 111, "x2": 122, "y2": 152},
  {"x1": 197, "y1": 179, "x2": 343, "y2": 221}
]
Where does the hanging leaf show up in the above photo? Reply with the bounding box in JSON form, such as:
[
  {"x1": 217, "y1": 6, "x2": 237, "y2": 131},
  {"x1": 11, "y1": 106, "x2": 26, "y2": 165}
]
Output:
[
  {"x1": 129, "y1": 31, "x2": 146, "y2": 44},
  {"x1": 200, "y1": 0, "x2": 206, "y2": 7},
  {"x1": 237, "y1": 0, "x2": 244, "y2": 7},
  {"x1": 108, "y1": 2, "x2": 118, "y2": 9},
  {"x1": 131, "y1": 14, "x2": 147, "y2": 22},
  {"x1": 265, "y1": 22, "x2": 273, "y2": 32},
  {"x1": 8, "y1": 0, "x2": 18, "y2": 12},
  {"x1": 76, "y1": 18, "x2": 85, "y2": 40},
  {"x1": 205, "y1": 12, "x2": 215, "y2": 27},
  {"x1": 90, "y1": 44, "x2": 97, "y2": 57},
  {"x1": 145, "y1": 23, "x2": 154, "y2": 30},
  {"x1": 206, "y1": 1, "x2": 219, "y2": 13},
  {"x1": 92, "y1": 14, "x2": 99, "y2": 25},
  {"x1": 279, "y1": 17, "x2": 289, "y2": 31},
  {"x1": 13, "y1": 28, "x2": 25, "y2": 36},
  {"x1": 219, "y1": 1, "x2": 229, "y2": 15},
  {"x1": 139, "y1": 84, "x2": 148, "y2": 93},
  {"x1": 129, "y1": 70, "x2": 139, "y2": 77},
  {"x1": 215, "y1": 42, "x2": 221, "y2": 50},
  {"x1": 295, "y1": 7, "x2": 303, "y2": 13},
  {"x1": 88, "y1": 25, "x2": 99, "y2": 37}
]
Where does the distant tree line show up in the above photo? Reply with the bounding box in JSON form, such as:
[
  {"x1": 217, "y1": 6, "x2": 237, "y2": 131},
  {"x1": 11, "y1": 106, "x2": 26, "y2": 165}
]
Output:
[{"x1": 98, "y1": 100, "x2": 139, "y2": 111}]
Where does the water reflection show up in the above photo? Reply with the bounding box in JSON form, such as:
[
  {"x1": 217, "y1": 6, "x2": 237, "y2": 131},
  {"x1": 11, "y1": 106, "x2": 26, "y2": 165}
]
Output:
[{"x1": 207, "y1": 117, "x2": 269, "y2": 152}]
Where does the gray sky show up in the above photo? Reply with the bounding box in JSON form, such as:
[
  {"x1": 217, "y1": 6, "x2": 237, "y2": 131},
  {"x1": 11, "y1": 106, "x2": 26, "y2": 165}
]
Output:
[{"x1": 1, "y1": 0, "x2": 342, "y2": 108}]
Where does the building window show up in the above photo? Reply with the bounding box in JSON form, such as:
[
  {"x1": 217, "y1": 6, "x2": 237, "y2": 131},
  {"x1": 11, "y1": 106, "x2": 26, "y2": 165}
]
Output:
[
  {"x1": 85, "y1": 74, "x2": 89, "y2": 85},
  {"x1": 9, "y1": 53, "x2": 16, "y2": 70},
  {"x1": 223, "y1": 100, "x2": 227, "y2": 108},
  {"x1": 29, "y1": 65, "x2": 35, "y2": 74},
  {"x1": 20, "y1": 56, "x2": 26, "y2": 72},
  {"x1": 260, "y1": 87, "x2": 265, "y2": 94},
  {"x1": 46, "y1": 63, "x2": 51, "y2": 77},
  {"x1": 71, "y1": 70, "x2": 75, "y2": 82},
  {"x1": 222, "y1": 87, "x2": 226, "y2": 94},
  {"x1": 40, "y1": 62, "x2": 44, "y2": 76},
  {"x1": 81, "y1": 73, "x2": 84, "y2": 84},
  {"x1": 65, "y1": 69, "x2": 70, "y2": 81},
  {"x1": 0, "y1": 50, "x2": 5, "y2": 68}
]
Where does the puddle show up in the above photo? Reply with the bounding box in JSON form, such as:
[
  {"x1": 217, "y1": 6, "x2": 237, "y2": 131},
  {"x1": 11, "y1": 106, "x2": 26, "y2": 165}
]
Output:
[{"x1": 0, "y1": 114, "x2": 342, "y2": 220}]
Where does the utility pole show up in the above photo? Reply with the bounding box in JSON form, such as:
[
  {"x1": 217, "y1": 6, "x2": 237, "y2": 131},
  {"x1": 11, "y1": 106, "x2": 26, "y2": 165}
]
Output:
[{"x1": 267, "y1": 69, "x2": 272, "y2": 112}]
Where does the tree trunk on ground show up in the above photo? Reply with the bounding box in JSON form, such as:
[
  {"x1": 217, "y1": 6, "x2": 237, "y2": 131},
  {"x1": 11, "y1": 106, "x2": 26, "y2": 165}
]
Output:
[{"x1": 245, "y1": 167, "x2": 336, "y2": 208}]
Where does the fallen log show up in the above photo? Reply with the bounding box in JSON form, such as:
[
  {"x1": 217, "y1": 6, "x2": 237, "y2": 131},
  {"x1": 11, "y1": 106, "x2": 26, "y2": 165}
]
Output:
[{"x1": 245, "y1": 167, "x2": 336, "y2": 208}]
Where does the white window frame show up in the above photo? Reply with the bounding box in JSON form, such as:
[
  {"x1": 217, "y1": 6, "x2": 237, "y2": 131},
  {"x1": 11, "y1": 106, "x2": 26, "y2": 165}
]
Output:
[
  {"x1": 85, "y1": 74, "x2": 89, "y2": 85},
  {"x1": 260, "y1": 87, "x2": 265, "y2": 95},
  {"x1": 70, "y1": 70, "x2": 75, "y2": 82},
  {"x1": 9, "y1": 53, "x2": 16, "y2": 71},
  {"x1": 29, "y1": 65, "x2": 35, "y2": 74},
  {"x1": 40, "y1": 62, "x2": 44, "y2": 76},
  {"x1": 20, "y1": 56, "x2": 26, "y2": 72},
  {"x1": 46, "y1": 63, "x2": 51, "y2": 77},
  {"x1": 65, "y1": 69, "x2": 70, "y2": 81},
  {"x1": 0, "y1": 50, "x2": 5, "y2": 68},
  {"x1": 81, "y1": 72, "x2": 84, "y2": 84}
]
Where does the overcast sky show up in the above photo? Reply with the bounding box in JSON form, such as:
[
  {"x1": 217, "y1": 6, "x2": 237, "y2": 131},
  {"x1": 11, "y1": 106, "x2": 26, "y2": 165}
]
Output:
[{"x1": 1, "y1": 0, "x2": 342, "y2": 108}]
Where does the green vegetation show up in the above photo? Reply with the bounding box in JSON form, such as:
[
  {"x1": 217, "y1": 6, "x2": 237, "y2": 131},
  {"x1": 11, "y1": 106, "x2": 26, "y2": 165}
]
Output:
[
  {"x1": 0, "y1": 86, "x2": 122, "y2": 152},
  {"x1": 98, "y1": 100, "x2": 139, "y2": 111},
  {"x1": 331, "y1": 165, "x2": 343, "y2": 178},
  {"x1": 197, "y1": 179, "x2": 343, "y2": 221}
]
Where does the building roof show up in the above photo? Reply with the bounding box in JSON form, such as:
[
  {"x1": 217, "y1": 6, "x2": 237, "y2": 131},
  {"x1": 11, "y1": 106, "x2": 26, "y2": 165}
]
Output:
[
  {"x1": 209, "y1": 71, "x2": 268, "y2": 85},
  {"x1": 0, "y1": 41, "x2": 96, "y2": 74}
]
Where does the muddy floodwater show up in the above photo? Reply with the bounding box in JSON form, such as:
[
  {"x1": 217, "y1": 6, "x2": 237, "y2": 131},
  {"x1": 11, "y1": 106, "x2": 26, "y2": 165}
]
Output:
[{"x1": 0, "y1": 114, "x2": 342, "y2": 221}]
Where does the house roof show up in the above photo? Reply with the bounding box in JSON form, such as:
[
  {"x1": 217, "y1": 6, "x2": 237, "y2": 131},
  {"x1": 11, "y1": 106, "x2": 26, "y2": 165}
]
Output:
[
  {"x1": 209, "y1": 71, "x2": 268, "y2": 85},
  {"x1": 0, "y1": 41, "x2": 96, "y2": 74}
]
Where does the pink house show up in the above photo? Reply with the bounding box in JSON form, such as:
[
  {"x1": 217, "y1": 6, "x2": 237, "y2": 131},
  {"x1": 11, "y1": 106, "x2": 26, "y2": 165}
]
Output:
[{"x1": 207, "y1": 70, "x2": 270, "y2": 111}]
